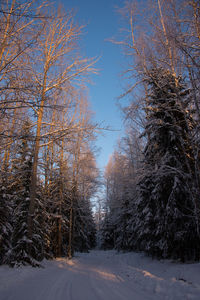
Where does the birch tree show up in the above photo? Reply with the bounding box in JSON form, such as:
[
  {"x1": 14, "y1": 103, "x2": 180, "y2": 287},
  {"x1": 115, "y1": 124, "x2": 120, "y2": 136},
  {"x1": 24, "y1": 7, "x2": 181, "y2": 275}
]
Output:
[{"x1": 27, "y1": 6, "x2": 95, "y2": 245}]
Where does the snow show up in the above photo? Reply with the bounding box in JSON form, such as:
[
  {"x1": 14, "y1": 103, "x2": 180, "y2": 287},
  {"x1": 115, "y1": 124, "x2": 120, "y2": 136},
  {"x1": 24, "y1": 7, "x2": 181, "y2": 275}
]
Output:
[{"x1": 0, "y1": 250, "x2": 200, "y2": 300}]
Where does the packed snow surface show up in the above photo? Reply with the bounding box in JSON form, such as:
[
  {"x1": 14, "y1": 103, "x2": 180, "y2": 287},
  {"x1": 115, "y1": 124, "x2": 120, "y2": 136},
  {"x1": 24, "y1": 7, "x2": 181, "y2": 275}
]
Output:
[{"x1": 0, "y1": 250, "x2": 200, "y2": 300}]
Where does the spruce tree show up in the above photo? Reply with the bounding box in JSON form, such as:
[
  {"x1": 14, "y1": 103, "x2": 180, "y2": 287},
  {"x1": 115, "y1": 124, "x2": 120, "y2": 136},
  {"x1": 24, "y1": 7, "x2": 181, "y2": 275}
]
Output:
[
  {"x1": 0, "y1": 176, "x2": 12, "y2": 264},
  {"x1": 99, "y1": 212, "x2": 115, "y2": 250},
  {"x1": 136, "y1": 68, "x2": 200, "y2": 261},
  {"x1": 115, "y1": 187, "x2": 132, "y2": 251},
  {"x1": 8, "y1": 121, "x2": 45, "y2": 266},
  {"x1": 73, "y1": 197, "x2": 96, "y2": 252}
]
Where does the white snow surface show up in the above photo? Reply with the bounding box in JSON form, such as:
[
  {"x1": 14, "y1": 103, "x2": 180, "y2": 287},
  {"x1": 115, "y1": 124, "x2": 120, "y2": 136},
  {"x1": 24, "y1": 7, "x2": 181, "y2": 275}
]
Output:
[{"x1": 0, "y1": 250, "x2": 200, "y2": 300}]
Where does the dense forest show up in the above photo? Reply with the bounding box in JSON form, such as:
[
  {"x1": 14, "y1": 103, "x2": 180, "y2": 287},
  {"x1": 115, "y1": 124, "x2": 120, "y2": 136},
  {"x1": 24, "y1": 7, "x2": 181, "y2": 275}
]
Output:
[
  {"x1": 0, "y1": 0, "x2": 99, "y2": 266},
  {"x1": 99, "y1": 0, "x2": 200, "y2": 262},
  {"x1": 0, "y1": 0, "x2": 199, "y2": 267}
]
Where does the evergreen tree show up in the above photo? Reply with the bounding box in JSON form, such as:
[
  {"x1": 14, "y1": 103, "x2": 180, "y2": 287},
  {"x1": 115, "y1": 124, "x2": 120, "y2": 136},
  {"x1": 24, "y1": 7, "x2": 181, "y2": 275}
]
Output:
[
  {"x1": 136, "y1": 68, "x2": 200, "y2": 261},
  {"x1": 0, "y1": 176, "x2": 12, "y2": 264},
  {"x1": 115, "y1": 187, "x2": 132, "y2": 251},
  {"x1": 99, "y1": 211, "x2": 115, "y2": 250},
  {"x1": 8, "y1": 121, "x2": 45, "y2": 266},
  {"x1": 73, "y1": 196, "x2": 96, "y2": 252}
]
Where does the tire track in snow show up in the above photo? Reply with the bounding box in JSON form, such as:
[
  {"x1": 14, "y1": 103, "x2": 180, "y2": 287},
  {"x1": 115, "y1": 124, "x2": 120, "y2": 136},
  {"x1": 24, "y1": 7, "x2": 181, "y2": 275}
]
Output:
[
  {"x1": 85, "y1": 251, "x2": 150, "y2": 300},
  {"x1": 1, "y1": 251, "x2": 200, "y2": 300}
]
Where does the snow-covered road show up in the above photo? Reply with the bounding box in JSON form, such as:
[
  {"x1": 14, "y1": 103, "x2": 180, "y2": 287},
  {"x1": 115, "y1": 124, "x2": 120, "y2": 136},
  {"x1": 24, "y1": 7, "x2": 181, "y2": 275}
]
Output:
[{"x1": 0, "y1": 250, "x2": 200, "y2": 300}]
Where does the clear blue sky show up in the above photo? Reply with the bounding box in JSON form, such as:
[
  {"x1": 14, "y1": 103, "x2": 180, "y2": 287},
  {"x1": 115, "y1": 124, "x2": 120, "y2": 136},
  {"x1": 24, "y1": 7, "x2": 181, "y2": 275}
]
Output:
[{"x1": 63, "y1": 0, "x2": 127, "y2": 172}]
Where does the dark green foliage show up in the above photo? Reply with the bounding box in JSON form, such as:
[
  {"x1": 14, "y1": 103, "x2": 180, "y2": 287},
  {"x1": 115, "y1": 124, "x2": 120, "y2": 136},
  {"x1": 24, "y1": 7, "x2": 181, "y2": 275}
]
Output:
[
  {"x1": 100, "y1": 68, "x2": 200, "y2": 262},
  {"x1": 114, "y1": 190, "x2": 132, "y2": 251},
  {"x1": 73, "y1": 198, "x2": 96, "y2": 252},
  {"x1": 135, "y1": 68, "x2": 200, "y2": 261},
  {"x1": 8, "y1": 121, "x2": 46, "y2": 267},
  {"x1": 44, "y1": 168, "x2": 97, "y2": 258},
  {"x1": 0, "y1": 182, "x2": 12, "y2": 264},
  {"x1": 99, "y1": 212, "x2": 115, "y2": 250}
]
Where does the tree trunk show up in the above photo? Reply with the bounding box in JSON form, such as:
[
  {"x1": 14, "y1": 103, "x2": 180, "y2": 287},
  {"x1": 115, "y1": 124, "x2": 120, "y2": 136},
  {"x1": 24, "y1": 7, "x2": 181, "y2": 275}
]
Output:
[
  {"x1": 67, "y1": 205, "x2": 73, "y2": 259},
  {"x1": 57, "y1": 138, "x2": 64, "y2": 257},
  {"x1": 27, "y1": 86, "x2": 46, "y2": 240}
]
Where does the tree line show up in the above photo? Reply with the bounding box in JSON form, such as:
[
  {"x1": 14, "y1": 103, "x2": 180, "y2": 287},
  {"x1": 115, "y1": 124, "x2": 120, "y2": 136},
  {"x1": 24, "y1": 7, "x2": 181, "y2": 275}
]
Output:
[
  {"x1": 0, "y1": 0, "x2": 99, "y2": 266},
  {"x1": 100, "y1": 0, "x2": 200, "y2": 262}
]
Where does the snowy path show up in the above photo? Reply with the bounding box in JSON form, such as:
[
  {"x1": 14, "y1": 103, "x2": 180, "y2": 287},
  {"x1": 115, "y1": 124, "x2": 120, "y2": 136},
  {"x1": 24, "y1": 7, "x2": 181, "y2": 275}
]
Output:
[{"x1": 0, "y1": 250, "x2": 200, "y2": 300}]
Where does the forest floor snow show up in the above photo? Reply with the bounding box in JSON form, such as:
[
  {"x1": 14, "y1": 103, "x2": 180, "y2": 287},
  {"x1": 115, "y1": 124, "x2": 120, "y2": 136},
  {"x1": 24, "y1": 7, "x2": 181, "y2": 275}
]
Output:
[{"x1": 0, "y1": 250, "x2": 200, "y2": 300}]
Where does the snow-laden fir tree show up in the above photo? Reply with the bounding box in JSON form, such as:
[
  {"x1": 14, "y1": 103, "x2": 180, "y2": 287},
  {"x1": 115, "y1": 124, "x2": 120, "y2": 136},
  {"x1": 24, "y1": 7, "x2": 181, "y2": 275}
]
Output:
[
  {"x1": 114, "y1": 186, "x2": 132, "y2": 251},
  {"x1": 99, "y1": 211, "x2": 115, "y2": 250},
  {"x1": 111, "y1": 154, "x2": 133, "y2": 251},
  {"x1": 99, "y1": 140, "x2": 141, "y2": 251},
  {"x1": 69, "y1": 147, "x2": 98, "y2": 254},
  {"x1": 73, "y1": 196, "x2": 96, "y2": 252},
  {"x1": 113, "y1": 142, "x2": 142, "y2": 251},
  {"x1": 99, "y1": 152, "x2": 128, "y2": 250},
  {"x1": 0, "y1": 175, "x2": 12, "y2": 264},
  {"x1": 8, "y1": 121, "x2": 45, "y2": 266},
  {"x1": 135, "y1": 67, "x2": 200, "y2": 261}
]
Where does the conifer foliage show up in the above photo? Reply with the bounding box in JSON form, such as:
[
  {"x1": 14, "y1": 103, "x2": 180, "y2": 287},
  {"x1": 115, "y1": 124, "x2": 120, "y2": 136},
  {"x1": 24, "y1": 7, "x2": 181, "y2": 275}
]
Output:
[
  {"x1": 0, "y1": 0, "x2": 98, "y2": 267},
  {"x1": 0, "y1": 179, "x2": 12, "y2": 265},
  {"x1": 135, "y1": 68, "x2": 200, "y2": 261},
  {"x1": 8, "y1": 122, "x2": 45, "y2": 266},
  {"x1": 100, "y1": 0, "x2": 200, "y2": 262},
  {"x1": 100, "y1": 68, "x2": 200, "y2": 262}
]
